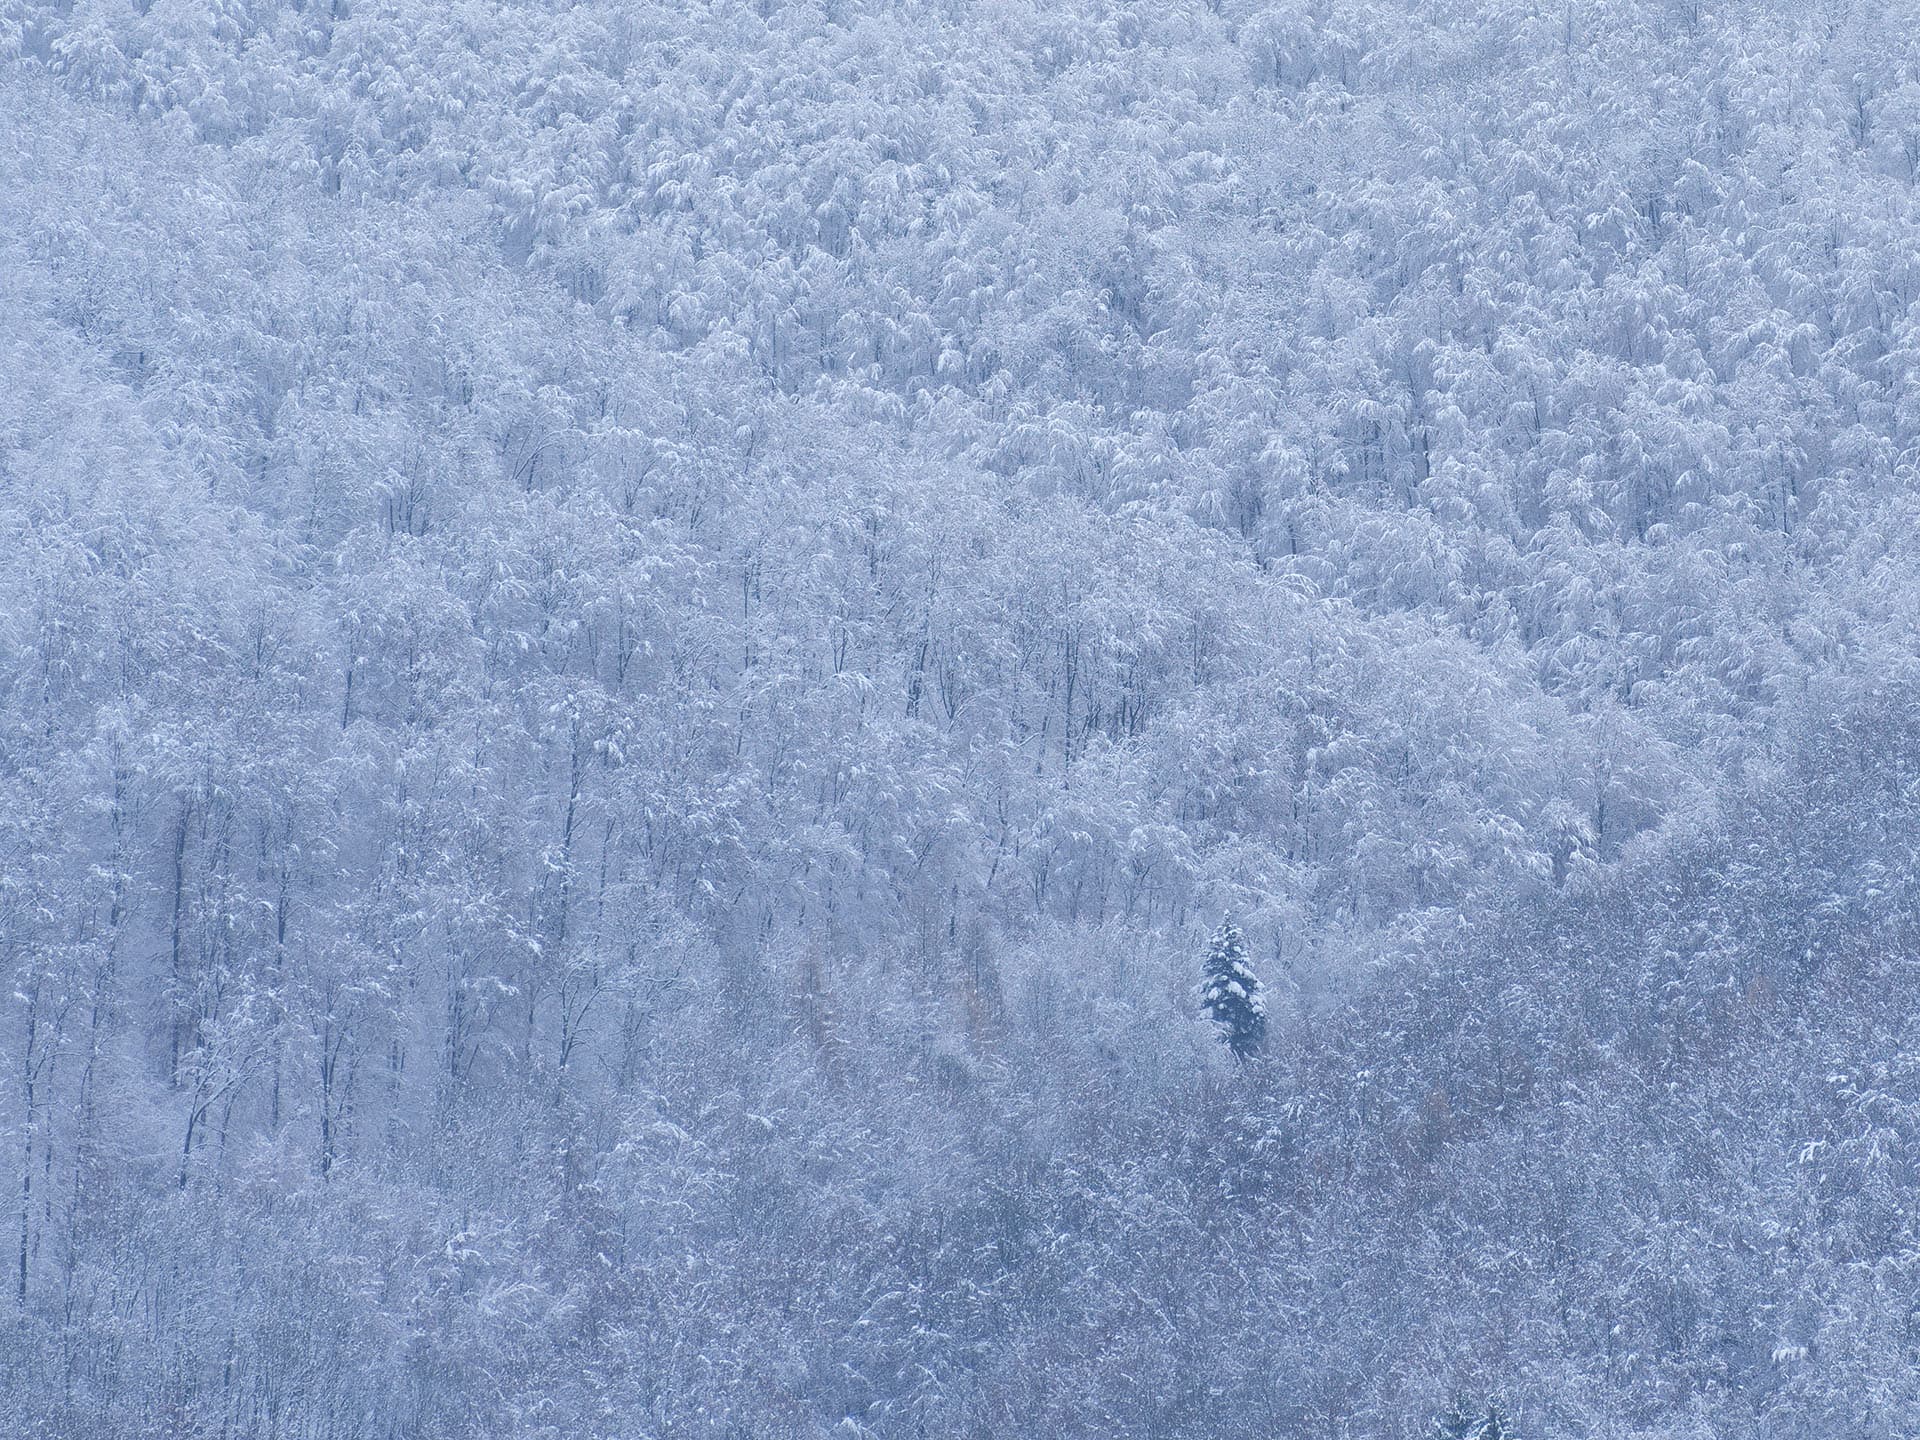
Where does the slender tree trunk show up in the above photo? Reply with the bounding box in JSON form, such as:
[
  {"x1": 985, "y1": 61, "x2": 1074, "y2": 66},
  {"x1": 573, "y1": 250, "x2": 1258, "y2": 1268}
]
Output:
[
  {"x1": 168, "y1": 803, "x2": 191, "y2": 1083},
  {"x1": 18, "y1": 974, "x2": 39, "y2": 1308}
]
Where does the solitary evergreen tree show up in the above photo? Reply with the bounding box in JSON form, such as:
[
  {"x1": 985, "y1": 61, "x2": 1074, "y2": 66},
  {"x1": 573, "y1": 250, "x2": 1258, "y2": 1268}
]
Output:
[
  {"x1": 1435, "y1": 1399, "x2": 1481, "y2": 1440},
  {"x1": 1199, "y1": 920, "x2": 1265, "y2": 1059},
  {"x1": 1434, "y1": 1398, "x2": 1515, "y2": 1440}
]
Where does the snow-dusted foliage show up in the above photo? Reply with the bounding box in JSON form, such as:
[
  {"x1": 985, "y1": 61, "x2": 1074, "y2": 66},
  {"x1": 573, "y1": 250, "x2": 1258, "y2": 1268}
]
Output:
[{"x1": 4, "y1": 0, "x2": 1919, "y2": 1434}]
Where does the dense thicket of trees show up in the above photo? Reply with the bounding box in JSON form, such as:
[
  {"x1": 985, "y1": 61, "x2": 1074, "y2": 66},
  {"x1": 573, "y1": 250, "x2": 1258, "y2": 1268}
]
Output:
[{"x1": 3, "y1": 0, "x2": 1918, "y2": 1434}]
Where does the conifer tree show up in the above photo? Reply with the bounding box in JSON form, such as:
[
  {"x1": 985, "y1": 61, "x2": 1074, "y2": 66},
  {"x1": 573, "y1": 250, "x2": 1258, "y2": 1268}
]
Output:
[
  {"x1": 1435, "y1": 1399, "x2": 1481, "y2": 1440},
  {"x1": 1434, "y1": 1398, "x2": 1514, "y2": 1440},
  {"x1": 1199, "y1": 920, "x2": 1265, "y2": 1060}
]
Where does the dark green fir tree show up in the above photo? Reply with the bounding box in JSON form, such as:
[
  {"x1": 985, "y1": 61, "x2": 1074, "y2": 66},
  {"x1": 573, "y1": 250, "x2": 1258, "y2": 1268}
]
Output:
[
  {"x1": 1199, "y1": 920, "x2": 1265, "y2": 1060},
  {"x1": 1434, "y1": 1398, "x2": 1515, "y2": 1440}
]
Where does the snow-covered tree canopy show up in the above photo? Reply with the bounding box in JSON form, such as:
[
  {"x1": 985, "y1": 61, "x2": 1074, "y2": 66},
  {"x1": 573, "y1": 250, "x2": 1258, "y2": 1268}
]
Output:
[{"x1": 4, "y1": 0, "x2": 1919, "y2": 1435}]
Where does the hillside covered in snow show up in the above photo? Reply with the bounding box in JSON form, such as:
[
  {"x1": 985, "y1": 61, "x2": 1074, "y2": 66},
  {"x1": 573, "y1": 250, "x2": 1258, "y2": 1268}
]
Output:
[{"x1": 5, "y1": 0, "x2": 1920, "y2": 1435}]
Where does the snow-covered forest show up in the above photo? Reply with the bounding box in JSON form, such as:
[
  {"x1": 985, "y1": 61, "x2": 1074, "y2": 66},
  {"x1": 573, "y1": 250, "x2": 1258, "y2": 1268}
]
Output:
[{"x1": 4, "y1": 0, "x2": 1920, "y2": 1433}]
